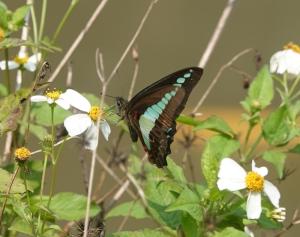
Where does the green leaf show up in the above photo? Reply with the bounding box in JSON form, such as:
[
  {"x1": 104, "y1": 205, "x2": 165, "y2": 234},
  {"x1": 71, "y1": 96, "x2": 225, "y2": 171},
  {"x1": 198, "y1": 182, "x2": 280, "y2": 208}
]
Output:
[
  {"x1": 166, "y1": 187, "x2": 202, "y2": 221},
  {"x1": 0, "y1": 168, "x2": 32, "y2": 193},
  {"x1": 0, "y1": 88, "x2": 31, "y2": 136},
  {"x1": 262, "y1": 151, "x2": 286, "y2": 178},
  {"x1": 248, "y1": 65, "x2": 273, "y2": 110},
  {"x1": 288, "y1": 144, "x2": 300, "y2": 154},
  {"x1": 258, "y1": 212, "x2": 282, "y2": 229},
  {"x1": 48, "y1": 192, "x2": 100, "y2": 221},
  {"x1": 106, "y1": 201, "x2": 149, "y2": 219},
  {"x1": 166, "y1": 157, "x2": 187, "y2": 183},
  {"x1": 263, "y1": 106, "x2": 298, "y2": 146},
  {"x1": 0, "y1": 83, "x2": 8, "y2": 96},
  {"x1": 212, "y1": 227, "x2": 248, "y2": 237},
  {"x1": 11, "y1": 5, "x2": 30, "y2": 29},
  {"x1": 31, "y1": 102, "x2": 71, "y2": 126},
  {"x1": 28, "y1": 124, "x2": 48, "y2": 140},
  {"x1": 201, "y1": 135, "x2": 240, "y2": 189},
  {"x1": 177, "y1": 115, "x2": 200, "y2": 127},
  {"x1": 9, "y1": 218, "x2": 33, "y2": 236},
  {"x1": 181, "y1": 213, "x2": 201, "y2": 237},
  {"x1": 108, "y1": 229, "x2": 172, "y2": 237},
  {"x1": 194, "y1": 115, "x2": 234, "y2": 137},
  {"x1": 0, "y1": 2, "x2": 8, "y2": 30}
]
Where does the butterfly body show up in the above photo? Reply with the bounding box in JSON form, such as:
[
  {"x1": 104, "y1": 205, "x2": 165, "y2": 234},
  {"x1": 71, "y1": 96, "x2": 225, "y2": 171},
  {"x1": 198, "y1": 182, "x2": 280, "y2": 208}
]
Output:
[{"x1": 116, "y1": 67, "x2": 203, "y2": 167}]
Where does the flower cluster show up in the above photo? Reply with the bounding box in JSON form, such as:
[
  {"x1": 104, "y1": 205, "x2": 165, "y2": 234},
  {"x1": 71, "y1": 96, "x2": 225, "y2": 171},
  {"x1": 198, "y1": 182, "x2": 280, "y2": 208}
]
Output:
[
  {"x1": 217, "y1": 158, "x2": 283, "y2": 220},
  {"x1": 31, "y1": 89, "x2": 111, "y2": 150}
]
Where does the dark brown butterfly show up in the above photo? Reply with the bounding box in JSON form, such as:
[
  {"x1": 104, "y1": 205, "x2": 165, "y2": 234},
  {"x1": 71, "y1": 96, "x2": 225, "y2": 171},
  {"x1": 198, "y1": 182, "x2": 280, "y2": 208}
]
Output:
[{"x1": 116, "y1": 67, "x2": 203, "y2": 168}]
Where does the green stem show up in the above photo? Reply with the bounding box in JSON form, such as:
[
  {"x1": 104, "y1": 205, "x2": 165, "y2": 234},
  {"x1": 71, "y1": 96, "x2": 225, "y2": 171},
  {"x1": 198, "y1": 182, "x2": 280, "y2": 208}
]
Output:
[
  {"x1": 4, "y1": 48, "x2": 11, "y2": 93},
  {"x1": 245, "y1": 133, "x2": 263, "y2": 161},
  {"x1": 38, "y1": 0, "x2": 47, "y2": 41},
  {"x1": 51, "y1": 0, "x2": 79, "y2": 43},
  {"x1": 30, "y1": 3, "x2": 39, "y2": 46},
  {"x1": 289, "y1": 74, "x2": 300, "y2": 96},
  {"x1": 22, "y1": 167, "x2": 36, "y2": 236},
  {"x1": 37, "y1": 154, "x2": 48, "y2": 235},
  {"x1": 244, "y1": 124, "x2": 254, "y2": 151}
]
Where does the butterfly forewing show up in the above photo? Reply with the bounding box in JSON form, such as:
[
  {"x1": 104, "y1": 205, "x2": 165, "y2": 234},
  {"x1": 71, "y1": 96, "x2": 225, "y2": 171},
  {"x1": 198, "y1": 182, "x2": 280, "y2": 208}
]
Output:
[{"x1": 125, "y1": 67, "x2": 203, "y2": 167}]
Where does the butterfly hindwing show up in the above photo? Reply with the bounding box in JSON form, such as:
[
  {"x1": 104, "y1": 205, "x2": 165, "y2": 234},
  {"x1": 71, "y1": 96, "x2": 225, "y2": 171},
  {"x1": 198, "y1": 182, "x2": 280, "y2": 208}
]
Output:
[{"x1": 125, "y1": 67, "x2": 203, "y2": 167}]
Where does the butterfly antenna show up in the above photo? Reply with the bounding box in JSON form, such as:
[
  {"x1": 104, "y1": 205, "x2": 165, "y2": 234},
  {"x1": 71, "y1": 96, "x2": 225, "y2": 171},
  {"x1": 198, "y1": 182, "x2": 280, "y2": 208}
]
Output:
[{"x1": 100, "y1": 92, "x2": 117, "y2": 99}]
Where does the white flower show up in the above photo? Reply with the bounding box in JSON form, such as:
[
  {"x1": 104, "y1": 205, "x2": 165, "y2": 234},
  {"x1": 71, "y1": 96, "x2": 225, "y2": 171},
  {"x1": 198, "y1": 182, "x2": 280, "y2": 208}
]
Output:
[
  {"x1": 217, "y1": 158, "x2": 280, "y2": 219},
  {"x1": 62, "y1": 89, "x2": 111, "y2": 149},
  {"x1": 244, "y1": 226, "x2": 254, "y2": 237},
  {"x1": 271, "y1": 207, "x2": 286, "y2": 222},
  {"x1": 0, "y1": 52, "x2": 41, "y2": 72},
  {"x1": 30, "y1": 89, "x2": 70, "y2": 110},
  {"x1": 270, "y1": 42, "x2": 300, "y2": 77}
]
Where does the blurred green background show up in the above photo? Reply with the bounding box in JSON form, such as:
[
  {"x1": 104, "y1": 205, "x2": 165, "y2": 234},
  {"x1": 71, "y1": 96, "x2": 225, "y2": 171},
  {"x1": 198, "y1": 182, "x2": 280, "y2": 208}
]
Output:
[{"x1": 3, "y1": 0, "x2": 300, "y2": 236}]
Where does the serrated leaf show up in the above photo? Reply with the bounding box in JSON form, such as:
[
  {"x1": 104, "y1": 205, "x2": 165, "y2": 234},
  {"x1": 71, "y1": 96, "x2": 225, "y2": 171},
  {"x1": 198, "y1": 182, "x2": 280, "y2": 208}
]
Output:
[
  {"x1": 263, "y1": 106, "x2": 298, "y2": 146},
  {"x1": 0, "y1": 168, "x2": 33, "y2": 193},
  {"x1": 48, "y1": 192, "x2": 100, "y2": 221},
  {"x1": 166, "y1": 187, "x2": 202, "y2": 221},
  {"x1": 108, "y1": 229, "x2": 172, "y2": 237},
  {"x1": 11, "y1": 5, "x2": 29, "y2": 29},
  {"x1": 248, "y1": 65, "x2": 273, "y2": 109},
  {"x1": 194, "y1": 115, "x2": 234, "y2": 137},
  {"x1": 201, "y1": 135, "x2": 240, "y2": 189},
  {"x1": 212, "y1": 227, "x2": 248, "y2": 237},
  {"x1": 166, "y1": 157, "x2": 186, "y2": 182},
  {"x1": 262, "y1": 151, "x2": 286, "y2": 178},
  {"x1": 106, "y1": 201, "x2": 149, "y2": 219}
]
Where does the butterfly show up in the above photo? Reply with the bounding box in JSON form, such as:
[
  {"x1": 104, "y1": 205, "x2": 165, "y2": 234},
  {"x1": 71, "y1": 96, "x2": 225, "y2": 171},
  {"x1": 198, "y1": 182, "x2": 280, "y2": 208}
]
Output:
[{"x1": 116, "y1": 67, "x2": 203, "y2": 168}]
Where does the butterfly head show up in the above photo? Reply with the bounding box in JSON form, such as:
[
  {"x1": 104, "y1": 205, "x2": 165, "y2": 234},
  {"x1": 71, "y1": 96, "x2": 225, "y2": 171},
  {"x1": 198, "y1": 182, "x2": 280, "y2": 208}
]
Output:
[{"x1": 116, "y1": 97, "x2": 128, "y2": 119}]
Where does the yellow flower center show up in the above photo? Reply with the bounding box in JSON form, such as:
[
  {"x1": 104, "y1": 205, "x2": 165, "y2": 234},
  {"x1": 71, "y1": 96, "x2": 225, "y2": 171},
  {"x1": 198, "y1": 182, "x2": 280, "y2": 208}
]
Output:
[
  {"x1": 89, "y1": 106, "x2": 102, "y2": 121},
  {"x1": 15, "y1": 147, "x2": 31, "y2": 161},
  {"x1": 14, "y1": 55, "x2": 29, "y2": 65},
  {"x1": 245, "y1": 171, "x2": 264, "y2": 192},
  {"x1": 283, "y1": 42, "x2": 300, "y2": 54},
  {"x1": 0, "y1": 27, "x2": 4, "y2": 42},
  {"x1": 45, "y1": 89, "x2": 61, "y2": 101}
]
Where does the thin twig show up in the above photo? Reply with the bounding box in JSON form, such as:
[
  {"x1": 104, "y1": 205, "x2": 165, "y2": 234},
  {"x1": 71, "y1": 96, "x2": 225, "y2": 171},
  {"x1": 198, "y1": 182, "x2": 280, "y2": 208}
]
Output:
[
  {"x1": 192, "y1": 48, "x2": 254, "y2": 114},
  {"x1": 96, "y1": 154, "x2": 136, "y2": 199},
  {"x1": 105, "y1": 180, "x2": 130, "y2": 211},
  {"x1": 106, "y1": 0, "x2": 158, "y2": 84},
  {"x1": 48, "y1": 0, "x2": 109, "y2": 82},
  {"x1": 198, "y1": 0, "x2": 237, "y2": 68},
  {"x1": 128, "y1": 46, "x2": 139, "y2": 100},
  {"x1": 31, "y1": 137, "x2": 73, "y2": 156},
  {"x1": 0, "y1": 166, "x2": 20, "y2": 227}
]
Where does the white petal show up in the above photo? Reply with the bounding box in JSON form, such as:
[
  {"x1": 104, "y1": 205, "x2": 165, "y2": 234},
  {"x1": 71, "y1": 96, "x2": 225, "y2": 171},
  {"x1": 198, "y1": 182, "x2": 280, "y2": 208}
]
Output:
[
  {"x1": 264, "y1": 180, "x2": 280, "y2": 208},
  {"x1": 252, "y1": 160, "x2": 268, "y2": 177},
  {"x1": 27, "y1": 53, "x2": 41, "y2": 65},
  {"x1": 55, "y1": 98, "x2": 70, "y2": 110},
  {"x1": 0, "y1": 60, "x2": 19, "y2": 70},
  {"x1": 47, "y1": 98, "x2": 54, "y2": 104},
  {"x1": 83, "y1": 124, "x2": 99, "y2": 150},
  {"x1": 247, "y1": 192, "x2": 262, "y2": 219},
  {"x1": 30, "y1": 95, "x2": 47, "y2": 102},
  {"x1": 24, "y1": 61, "x2": 37, "y2": 72},
  {"x1": 217, "y1": 158, "x2": 247, "y2": 191},
  {"x1": 64, "y1": 114, "x2": 91, "y2": 136},
  {"x1": 60, "y1": 89, "x2": 91, "y2": 112},
  {"x1": 270, "y1": 49, "x2": 300, "y2": 77},
  {"x1": 100, "y1": 120, "x2": 111, "y2": 141}
]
